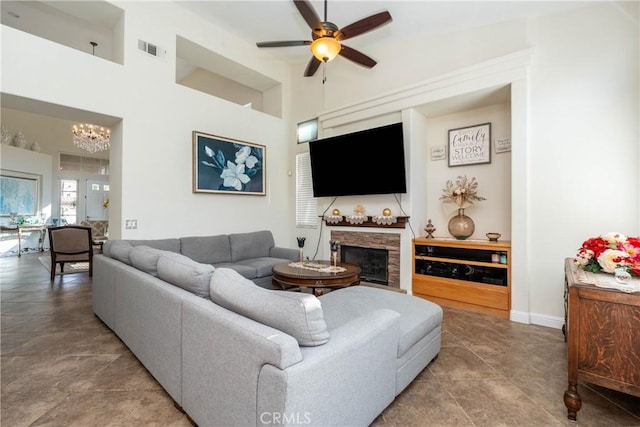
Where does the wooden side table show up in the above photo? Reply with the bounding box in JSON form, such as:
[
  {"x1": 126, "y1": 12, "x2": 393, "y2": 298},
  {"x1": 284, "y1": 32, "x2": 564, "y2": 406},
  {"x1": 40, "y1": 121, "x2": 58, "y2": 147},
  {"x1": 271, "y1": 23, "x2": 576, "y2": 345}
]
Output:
[{"x1": 563, "y1": 259, "x2": 640, "y2": 420}]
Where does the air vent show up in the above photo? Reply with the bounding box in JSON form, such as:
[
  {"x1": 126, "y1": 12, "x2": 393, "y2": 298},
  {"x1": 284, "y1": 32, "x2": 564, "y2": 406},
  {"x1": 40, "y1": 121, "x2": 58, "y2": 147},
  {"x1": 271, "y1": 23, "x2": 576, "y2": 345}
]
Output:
[{"x1": 138, "y1": 39, "x2": 165, "y2": 58}]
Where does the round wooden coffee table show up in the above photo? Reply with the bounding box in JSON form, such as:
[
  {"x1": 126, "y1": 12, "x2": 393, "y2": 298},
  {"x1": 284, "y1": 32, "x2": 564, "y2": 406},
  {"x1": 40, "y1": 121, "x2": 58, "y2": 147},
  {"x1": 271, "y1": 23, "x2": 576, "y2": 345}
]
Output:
[{"x1": 272, "y1": 261, "x2": 361, "y2": 296}]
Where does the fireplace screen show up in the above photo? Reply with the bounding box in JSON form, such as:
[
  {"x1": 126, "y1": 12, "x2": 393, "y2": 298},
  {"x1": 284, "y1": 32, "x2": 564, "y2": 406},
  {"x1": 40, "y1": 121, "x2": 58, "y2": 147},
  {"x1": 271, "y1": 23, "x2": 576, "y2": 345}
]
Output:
[{"x1": 341, "y1": 245, "x2": 388, "y2": 285}]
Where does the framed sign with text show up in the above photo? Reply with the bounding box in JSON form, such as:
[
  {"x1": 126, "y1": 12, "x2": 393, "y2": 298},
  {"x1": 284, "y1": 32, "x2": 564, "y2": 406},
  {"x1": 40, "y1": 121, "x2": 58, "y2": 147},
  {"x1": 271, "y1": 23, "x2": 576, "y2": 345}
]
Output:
[{"x1": 448, "y1": 123, "x2": 491, "y2": 167}]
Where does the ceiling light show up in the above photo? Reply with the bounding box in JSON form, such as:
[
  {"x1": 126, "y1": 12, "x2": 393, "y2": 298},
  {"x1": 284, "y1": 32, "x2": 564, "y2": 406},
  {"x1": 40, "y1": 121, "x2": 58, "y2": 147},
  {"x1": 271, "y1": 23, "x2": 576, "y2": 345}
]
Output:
[
  {"x1": 310, "y1": 37, "x2": 341, "y2": 62},
  {"x1": 72, "y1": 123, "x2": 111, "y2": 153}
]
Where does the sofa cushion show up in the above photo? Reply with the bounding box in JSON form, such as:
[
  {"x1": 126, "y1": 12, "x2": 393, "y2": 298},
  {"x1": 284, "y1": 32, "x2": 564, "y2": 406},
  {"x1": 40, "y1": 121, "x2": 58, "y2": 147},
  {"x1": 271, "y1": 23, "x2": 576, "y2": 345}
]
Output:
[
  {"x1": 128, "y1": 238, "x2": 181, "y2": 253},
  {"x1": 214, "y1": 263, "x2": 257, "y2": 279},
  {"x1": 229, "y1": 230, "x2": 274, "y2": 262},
  {"x1": 108, "y1": 241, "x2": 133, "y2": 265},
  {"x1": 235, "y1": 257, "x2": 292, "y2": 278},
  {"x1": 320, "y1": 286, "x2": 443, "y2": 358},
  {"x1": 130, "y1": 246, "x2": 167, "y2": 277},
  {"x1": 210, "y1": 268, "x2": 330, "y2": 346},
  {"x1": 157, "y1": 252, "x2": 215, "y2": 298},
  {"x1": 180, "y1": 235, "x2": 231, "y2": 264}
]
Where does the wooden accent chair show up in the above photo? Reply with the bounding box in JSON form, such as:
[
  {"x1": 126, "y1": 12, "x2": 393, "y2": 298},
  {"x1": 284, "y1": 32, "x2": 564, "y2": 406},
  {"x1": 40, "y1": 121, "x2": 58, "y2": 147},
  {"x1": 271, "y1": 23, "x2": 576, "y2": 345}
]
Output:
[{"x1": 47, "y1": 225, "x2": 93, "y2": 280}]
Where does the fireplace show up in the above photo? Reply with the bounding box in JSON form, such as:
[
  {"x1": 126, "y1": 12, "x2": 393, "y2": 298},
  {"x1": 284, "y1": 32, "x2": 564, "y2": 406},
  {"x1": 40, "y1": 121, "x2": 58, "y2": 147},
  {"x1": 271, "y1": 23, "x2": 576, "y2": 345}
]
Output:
[
  {"x1": 341, "y1": 246, "x2": 388, "y2": 285},
  {"x1": 331, "y1": 231, "x2": 401, "y2": 288}
]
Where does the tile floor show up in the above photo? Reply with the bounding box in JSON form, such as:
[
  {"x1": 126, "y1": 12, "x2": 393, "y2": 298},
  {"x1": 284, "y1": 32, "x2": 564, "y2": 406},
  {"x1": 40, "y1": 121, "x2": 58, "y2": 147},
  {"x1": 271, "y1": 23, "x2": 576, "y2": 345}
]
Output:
[{"x1": 1, "y1": 252, "x2": 639, "y2": 426}]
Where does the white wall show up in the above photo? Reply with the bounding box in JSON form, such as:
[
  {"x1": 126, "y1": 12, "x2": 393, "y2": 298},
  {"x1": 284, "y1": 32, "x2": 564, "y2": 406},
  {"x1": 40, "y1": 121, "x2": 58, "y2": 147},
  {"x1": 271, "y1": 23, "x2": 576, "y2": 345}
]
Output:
[
  {"x1": 1, "y1": 2, "x2": 296, "y2": 246},
  {"x1": 289, "y1": 2, "x2": 639, "y2": 325}
]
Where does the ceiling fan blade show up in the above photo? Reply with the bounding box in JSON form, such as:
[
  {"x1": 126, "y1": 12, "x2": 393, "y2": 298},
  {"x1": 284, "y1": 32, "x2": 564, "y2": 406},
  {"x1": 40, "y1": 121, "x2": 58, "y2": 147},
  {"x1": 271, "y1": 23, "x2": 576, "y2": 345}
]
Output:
[
  {"x1": 304, "y1": 56, "x2": 322, "y2": 77},
  {"x1": 293, "y1": 0, "x2": 322, "y2": 31},
  {"x1": 257, "y1": 40, "x2": 311, "y2": 48},
  {"x1": 335, "y1": 11, "x2": 392, "y2": 41},
  {"x1": 339, "y1": 45, "x2": 377, "y2": 68}
]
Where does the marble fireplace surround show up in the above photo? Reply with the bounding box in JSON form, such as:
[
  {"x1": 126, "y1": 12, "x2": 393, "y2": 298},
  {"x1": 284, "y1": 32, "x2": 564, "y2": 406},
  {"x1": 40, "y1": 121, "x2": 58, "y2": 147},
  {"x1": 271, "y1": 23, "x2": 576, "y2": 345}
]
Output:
[{"x1": 331, "y1": 230, "x2": 400, "y2": 289}]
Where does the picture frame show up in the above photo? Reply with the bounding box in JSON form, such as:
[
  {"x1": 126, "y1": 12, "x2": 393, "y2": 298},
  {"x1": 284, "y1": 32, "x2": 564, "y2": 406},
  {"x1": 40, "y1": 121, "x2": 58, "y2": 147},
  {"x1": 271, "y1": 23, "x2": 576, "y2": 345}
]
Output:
[
  {"x1": 0, "y1": 172, "x2": 39, "y2": 216},
  {"x1": 430, "y1": 145, "x2": 446, "y2": 161},
  {"x1": 193, "y1": 131, "x2": 266, "y2": 195},
  {"x1": 495, "y1": 137, "x2": 511, "y2": 153},
  {"x1": 448, "y1": 122, "x2": 491, "y2": 167}
]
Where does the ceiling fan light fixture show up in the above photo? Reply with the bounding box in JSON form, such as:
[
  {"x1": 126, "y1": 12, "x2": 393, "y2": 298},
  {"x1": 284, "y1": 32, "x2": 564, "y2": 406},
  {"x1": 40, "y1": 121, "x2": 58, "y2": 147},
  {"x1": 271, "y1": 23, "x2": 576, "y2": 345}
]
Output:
[{"x1": 310, "y1": 37, "x2": 341, "y2": 62}]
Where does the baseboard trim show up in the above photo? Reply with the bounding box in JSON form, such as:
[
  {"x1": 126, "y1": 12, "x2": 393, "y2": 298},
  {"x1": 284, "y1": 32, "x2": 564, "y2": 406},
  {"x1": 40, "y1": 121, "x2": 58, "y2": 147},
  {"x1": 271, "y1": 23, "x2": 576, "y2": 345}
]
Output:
[{"x1": 511, "y1": 310, "x2": 564, "y2": 329}]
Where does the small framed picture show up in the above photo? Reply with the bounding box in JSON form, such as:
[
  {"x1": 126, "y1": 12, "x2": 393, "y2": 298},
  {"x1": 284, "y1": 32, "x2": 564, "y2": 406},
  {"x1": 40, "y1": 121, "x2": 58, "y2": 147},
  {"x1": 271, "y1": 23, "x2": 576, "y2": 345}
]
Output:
[
  {"x1": 495, "y1": 138, "x2": 511, "y2": 153},
  {"x1": 430, "y1": 145, "x2": 446, "y2": 161},
  {"x1": 193, "y1": 131, "x2": 266, "y2": 195},
  {"x1": 448, "y1": 123, "x2": 491, "y2": 167}
]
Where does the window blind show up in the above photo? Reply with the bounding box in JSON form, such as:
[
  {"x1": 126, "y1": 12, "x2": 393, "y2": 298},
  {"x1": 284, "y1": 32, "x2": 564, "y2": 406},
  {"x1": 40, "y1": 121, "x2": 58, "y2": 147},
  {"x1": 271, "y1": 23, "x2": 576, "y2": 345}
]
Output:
[{"x1": 296, "y1": 152, "x2": 317, "y2": 228}]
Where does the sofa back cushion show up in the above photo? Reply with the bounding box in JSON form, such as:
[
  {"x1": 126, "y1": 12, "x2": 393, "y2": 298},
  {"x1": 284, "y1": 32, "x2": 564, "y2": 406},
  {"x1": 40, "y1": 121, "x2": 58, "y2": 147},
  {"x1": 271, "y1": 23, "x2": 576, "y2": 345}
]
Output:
[
  {"x1": 127, "y1": 238, "x2": 181, "y2": 253},
  {"x1": 129, "y1": 245, "x2": 168, "y2": 277},
  {"x1": 209, "y1": 268, "x2": 329, "y2": 346},
  {"x1": 229, "y1": 230, "x2": 274, "y2": 262},
  {"x1": 180, "y1": 235, "x2": 231, "y2": 264},
  {"x1": 106, "y1": 240, "x2": 134, "y2": 265},
  {"x1": 157, "y1": 252, "x2": 215, "y2": 298}
]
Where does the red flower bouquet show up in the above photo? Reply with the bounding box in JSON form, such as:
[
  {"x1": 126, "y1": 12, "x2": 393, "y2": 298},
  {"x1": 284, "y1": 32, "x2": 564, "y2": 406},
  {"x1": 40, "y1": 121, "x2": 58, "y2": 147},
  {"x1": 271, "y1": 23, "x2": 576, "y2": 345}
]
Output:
[{"x1": 575, "y1": 232, "x2": 640, "y2": 275}]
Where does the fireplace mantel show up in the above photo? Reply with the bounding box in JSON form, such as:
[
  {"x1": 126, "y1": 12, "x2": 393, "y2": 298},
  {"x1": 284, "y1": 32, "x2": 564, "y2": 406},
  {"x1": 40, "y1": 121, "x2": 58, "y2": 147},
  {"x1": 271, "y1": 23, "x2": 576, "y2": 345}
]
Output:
[{"x1": 321, "y1": 216, "x2": 409, "y2": 229}]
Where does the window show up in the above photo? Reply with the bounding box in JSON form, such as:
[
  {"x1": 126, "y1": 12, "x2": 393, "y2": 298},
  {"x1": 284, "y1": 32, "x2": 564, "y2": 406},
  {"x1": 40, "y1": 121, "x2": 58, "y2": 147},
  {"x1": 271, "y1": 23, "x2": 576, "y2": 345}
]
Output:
[
  {"x1": 59, "y1": 153, "x2": 109, "y2": 175},
  {"x1": 59, "y1": 179, "x2": 78, "y2": 224},
  {"x1": 296, "y1": 153, "x2": 317, "y2": 228}
]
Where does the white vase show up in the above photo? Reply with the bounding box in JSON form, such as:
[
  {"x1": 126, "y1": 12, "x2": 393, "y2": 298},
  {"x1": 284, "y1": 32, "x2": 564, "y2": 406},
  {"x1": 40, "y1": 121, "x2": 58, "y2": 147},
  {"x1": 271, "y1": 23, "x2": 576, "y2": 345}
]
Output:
[
  {"x1": 0, "y1": 126, "x2": 12, "y2": 145},
  {"x1": 12, "y1": 131, "x2": 27, "y2": 148},
  {"x1": 30, "y1": 141, "x2": 41, "y2": 152}
]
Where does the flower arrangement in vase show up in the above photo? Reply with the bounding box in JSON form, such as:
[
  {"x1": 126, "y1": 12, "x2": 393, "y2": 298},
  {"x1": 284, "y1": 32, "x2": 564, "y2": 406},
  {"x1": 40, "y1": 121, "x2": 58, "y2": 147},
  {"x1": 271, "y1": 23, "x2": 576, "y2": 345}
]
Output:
[
  {"x1": 440, "y1": 175, "x2": 486, "y2": 240},
  {"x1": 575, "y1": 232, "x2": 640, "y2": 281}
]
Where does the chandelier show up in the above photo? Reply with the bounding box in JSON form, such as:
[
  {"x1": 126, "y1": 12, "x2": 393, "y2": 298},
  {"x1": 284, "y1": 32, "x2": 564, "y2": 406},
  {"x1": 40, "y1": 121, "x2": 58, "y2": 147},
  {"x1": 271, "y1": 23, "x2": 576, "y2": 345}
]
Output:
[{"x1": 72, "y1": 123, "x2": 110, "y2": 153}]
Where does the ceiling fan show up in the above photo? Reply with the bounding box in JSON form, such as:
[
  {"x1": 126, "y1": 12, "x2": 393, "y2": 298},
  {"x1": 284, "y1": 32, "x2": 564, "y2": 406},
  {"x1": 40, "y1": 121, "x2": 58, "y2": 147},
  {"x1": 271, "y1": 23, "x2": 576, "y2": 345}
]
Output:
[{"x1": 256, "y1": 0, "x2": 392, "y2": 77}]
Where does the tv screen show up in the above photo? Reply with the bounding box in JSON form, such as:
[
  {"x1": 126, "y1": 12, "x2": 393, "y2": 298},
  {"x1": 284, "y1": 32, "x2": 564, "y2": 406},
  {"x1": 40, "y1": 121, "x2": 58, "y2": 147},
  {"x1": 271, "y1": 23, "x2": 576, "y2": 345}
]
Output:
[{"x1": 309, "y1": 122, "x2": 407, "y2": 197}]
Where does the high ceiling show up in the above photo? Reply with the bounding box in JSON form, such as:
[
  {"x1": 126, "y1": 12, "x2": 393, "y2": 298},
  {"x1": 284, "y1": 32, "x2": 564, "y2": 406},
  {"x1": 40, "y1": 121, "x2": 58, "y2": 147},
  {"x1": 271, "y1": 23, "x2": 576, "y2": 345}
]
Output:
[{"x1": 174, "y1": 0, "x2": 598, "y2": 64}]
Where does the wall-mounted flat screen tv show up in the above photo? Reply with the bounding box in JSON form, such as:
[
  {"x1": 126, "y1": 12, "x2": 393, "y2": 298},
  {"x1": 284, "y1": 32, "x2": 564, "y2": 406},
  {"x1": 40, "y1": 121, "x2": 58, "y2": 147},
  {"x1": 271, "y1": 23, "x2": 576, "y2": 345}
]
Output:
[{"x1": 309, "y1": 122, "x2": 407, "y2": 197}]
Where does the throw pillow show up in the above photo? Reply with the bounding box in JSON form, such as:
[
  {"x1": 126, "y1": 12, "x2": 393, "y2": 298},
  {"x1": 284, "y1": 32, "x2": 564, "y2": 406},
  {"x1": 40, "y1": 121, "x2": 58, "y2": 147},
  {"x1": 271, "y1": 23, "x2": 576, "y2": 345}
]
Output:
[
  {"x1": 108, "y1": 240, "x2": 134, "y2": 265},
  {"x1": 209, "y1": 268, "x2": 330, "y2": 346}
]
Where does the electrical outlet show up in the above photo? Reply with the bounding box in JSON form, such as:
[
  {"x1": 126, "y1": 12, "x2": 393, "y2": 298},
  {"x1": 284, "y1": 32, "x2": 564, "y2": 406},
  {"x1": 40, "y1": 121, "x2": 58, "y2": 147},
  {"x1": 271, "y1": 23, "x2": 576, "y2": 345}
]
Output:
[{"x1": 125, "y1": 219, "x2": 138, "y2": 230}]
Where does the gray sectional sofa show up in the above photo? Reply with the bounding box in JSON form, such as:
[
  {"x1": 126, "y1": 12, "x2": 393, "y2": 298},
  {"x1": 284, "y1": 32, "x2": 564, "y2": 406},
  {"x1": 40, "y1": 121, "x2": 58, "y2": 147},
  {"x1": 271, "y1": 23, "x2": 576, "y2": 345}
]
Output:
[{"x1": 92, "y1": 231, "x2": 443, "y2": 426}]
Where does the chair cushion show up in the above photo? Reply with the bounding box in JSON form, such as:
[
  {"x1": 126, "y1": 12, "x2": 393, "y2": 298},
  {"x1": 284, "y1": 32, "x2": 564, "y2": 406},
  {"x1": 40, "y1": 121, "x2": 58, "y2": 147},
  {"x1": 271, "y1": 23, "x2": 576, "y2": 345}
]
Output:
[
  {"x1": 229, "y1": 230, "x2": 274, "y2": 262},
  {"x1": 209, "y1": 268, "x2": 330, "y2": 347},
  {"x1": 157, "y1": 252, "x2": 215, "y2": 298},
  {"x1": 320, "y1": 286, "x2": 443, "y2": 358},
  {"x1": 129, "y1": 246, "x2": 168, "y2": 277}
]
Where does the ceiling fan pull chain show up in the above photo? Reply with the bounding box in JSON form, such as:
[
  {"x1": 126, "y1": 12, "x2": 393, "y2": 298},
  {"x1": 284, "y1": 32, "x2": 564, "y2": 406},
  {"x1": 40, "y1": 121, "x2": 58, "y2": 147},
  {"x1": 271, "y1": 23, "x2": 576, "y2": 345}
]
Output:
[{"x1": 322, "y1": 61, "x2": 327, "y2": 84}]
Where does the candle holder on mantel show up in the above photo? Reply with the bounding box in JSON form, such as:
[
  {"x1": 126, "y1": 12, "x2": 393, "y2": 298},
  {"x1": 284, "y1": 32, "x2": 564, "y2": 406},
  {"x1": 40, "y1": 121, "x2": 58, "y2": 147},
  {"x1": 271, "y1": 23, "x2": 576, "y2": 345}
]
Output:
[
  {"x1": 296, "y1": 237, "x2": 306, "y2": 262},
  {"x1": 424, "y1": 219, "x2": 436, "y2": 239}
]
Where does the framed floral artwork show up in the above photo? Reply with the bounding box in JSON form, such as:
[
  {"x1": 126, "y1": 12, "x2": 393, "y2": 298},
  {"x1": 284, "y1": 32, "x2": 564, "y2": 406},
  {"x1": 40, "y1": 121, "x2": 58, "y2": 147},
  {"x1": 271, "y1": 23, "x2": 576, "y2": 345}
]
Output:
[
  {"x1": 192, "y1": 131, "x2": 266, "y2": 195},
  {"x1": 448, "y1": 122, "x2": 491, "y2": 167}
]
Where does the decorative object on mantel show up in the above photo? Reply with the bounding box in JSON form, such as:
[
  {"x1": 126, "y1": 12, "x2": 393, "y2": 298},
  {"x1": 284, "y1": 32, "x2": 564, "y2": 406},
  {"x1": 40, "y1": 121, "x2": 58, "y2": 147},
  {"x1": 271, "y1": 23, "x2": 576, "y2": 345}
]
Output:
[
  {"x1": 574, "y1": 232, "x2": 640, "y2": 284},
  {"x1": 424, "y1": 219, "x2": 436, "y2": 238},
  {"x1": 440, "y1": 175, "x2": 485, "y2": 240},
  {"x1": 345, "y1": 204, "x2": 367, "y2": 225},
  {"x1": 324, "y1": 208, "x2": 343, "y2": 224},
  {"x1": 1, "y1": 126, "x2": 12, "y2": 145},
  {"x1": 72, "y1": 123, "x2": 111, "y2": 153},
  {"x1": 372, "y1": 208, "x2": 397, "y2": 226},
  {"x1": 12, "y1": 131, "x2": 27, "y2": 148},
  {"x1": 29, "y1": 141, "x2": 41, "y2": 152},
  {"x1": 486, "y1": 232, "x2": 501, "y2": 242}
]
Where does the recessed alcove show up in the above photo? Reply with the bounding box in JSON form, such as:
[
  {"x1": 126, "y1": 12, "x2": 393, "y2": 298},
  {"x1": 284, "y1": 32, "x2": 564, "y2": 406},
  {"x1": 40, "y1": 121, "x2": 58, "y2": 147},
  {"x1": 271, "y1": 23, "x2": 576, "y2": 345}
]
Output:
[
  {"x1": 175, "y1": 36, "x2": 283, "y2": 118},
  {"x1": 0, "y1": 1, "x2": 124, "y2": 64}
]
